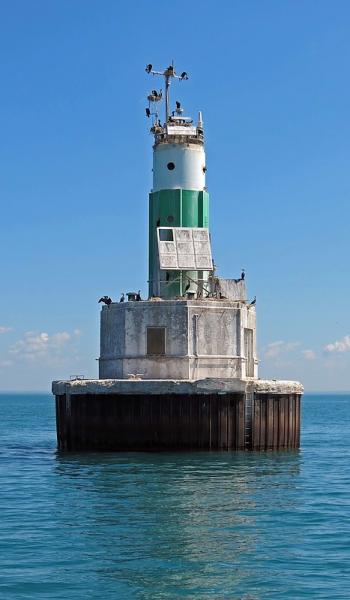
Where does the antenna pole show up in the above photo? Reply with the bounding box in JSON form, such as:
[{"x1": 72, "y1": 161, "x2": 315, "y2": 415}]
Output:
[
  {"x1": 145, "y1": 63, "x2": 188, "y2": 125},
  {"x1": 165, "y1": 75, "x2": 170, "y2": 122}
]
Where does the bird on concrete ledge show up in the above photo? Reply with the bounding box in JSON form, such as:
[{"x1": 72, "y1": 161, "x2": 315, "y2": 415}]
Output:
[
  {"x1": 120, "y1": 293, "x2": 125, "y2": 303},
  {"x1": 136, "y1": 290, "x2": 142, "y2": 301},
  {"x1": 233, "y1": 269, "x2": 245, "y2": 284},
  {"x1": 249, "y1": 296, "x2": 256, "y2": 307},
  {"x1": 98, "y1": 296, "x2": 112, "y2": 306}
]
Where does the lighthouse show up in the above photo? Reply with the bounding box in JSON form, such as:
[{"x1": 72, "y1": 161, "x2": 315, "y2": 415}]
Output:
[
  {"x1": 147, "y1": 63, "x2": 210, "y2": 299},
  {"x1": 52, "y1": 63, "x2": 303, "y2": 451}
]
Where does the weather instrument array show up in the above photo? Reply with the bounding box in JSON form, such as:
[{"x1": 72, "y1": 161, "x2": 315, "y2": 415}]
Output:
[{"x1": 145, "y1": 62, "x2": 188, "y2": 124}]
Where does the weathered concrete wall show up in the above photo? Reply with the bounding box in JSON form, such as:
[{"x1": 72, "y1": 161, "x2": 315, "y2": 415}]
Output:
[
  {"x1": 99, "y1": 299, "x2": 258, "y2": 380},
  {"x1": 208, "y1": 277, "x2": 247, "y2": 301},
  {"x1": 53, "y1": 378, "x2": 303, "y2": 397}
]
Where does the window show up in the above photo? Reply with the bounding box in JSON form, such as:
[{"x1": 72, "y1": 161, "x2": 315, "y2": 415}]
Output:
[
  {"x1": 147, "y1": 327, "x2": 166, "y2": 355},
  {"x1": 167, "y1": 162, "x2": 175, "y2": 170},
  {"x1": 159, "y1": 228, "x2": 173, "y2": 241}
]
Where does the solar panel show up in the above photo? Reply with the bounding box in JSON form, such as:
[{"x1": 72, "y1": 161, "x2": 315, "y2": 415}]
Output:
[{"x1": 157, "y1": 227, "x2": 213, "y2": 271}]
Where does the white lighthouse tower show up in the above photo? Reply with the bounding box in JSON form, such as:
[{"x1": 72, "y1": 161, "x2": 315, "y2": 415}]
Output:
[{"x1": 147, "y1": 63, "x2": 210, "y2": 300}]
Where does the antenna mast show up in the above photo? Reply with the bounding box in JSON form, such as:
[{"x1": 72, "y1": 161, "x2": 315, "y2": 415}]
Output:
[{"x1": 145, "y1": 62, "x2": 188, "y2": 123}]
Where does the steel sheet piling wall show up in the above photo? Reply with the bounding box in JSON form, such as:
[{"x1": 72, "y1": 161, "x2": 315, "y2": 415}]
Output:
[
  {"x1": 251, "y1": 394, "x2": 301, "y2": 450},
  {"x1": 55, "y1": 391, "x2": 301, "y2": 451}
]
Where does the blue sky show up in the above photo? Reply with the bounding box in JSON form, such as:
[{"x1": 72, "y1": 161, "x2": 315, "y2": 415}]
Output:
[{"x1": 0, "y1": 0, "x2": 349, "y2": 391}]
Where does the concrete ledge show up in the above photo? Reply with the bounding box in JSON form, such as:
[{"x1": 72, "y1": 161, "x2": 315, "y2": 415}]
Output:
[{"x1": 52, "y1": 377, "x2": 303, "y2": 396}]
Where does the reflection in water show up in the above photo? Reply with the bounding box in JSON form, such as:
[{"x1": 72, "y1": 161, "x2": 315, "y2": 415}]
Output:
[{"x1": 54, "y1": 452, "x2": 301, "y2": 599}]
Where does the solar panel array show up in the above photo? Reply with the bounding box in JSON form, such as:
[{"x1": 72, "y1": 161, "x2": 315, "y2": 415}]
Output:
[{"x1": 157, "y1": 227, "x2": 213, "y2": 271}]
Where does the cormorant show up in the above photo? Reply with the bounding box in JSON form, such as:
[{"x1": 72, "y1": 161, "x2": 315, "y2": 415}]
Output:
[
  {"x1": 145, "y1": 64, "x2": 152, "y2": 73},
  {"x1": 249, "y1": 296, "x2": 256, "y2": 306},
  {"x1": 98, "y1": 296, "x2": 112, "y2": 305},
  {"x1": 120, "y1": 293, "x2": 125, "y2": 303},
  {"x1": 145, "y1": 108, "x2": 151, "y2": 118},
  {"x1": 241, "y1": 269, "x2": 245, "y2": 281},
  {"x1": 136, "y1": 290, "x2": 142, "y2": 301},
  {"x1": 180, "y1": 72, "x2": 188, "y2": 80},
  {"x1": 183, "y1": 281, "x2": 191, "y2": 296}
]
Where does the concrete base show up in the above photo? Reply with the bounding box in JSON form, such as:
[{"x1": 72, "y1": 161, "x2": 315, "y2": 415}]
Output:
[{"x1": 53, "y1": 378, "x2": 303, "y2": 452}]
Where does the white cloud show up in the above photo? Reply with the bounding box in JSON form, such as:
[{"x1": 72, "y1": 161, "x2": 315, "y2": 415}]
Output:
[
  {"x1": 264, "y1": 341, "x2": 300, "y2": 359},
  {"x1": 0, "y1": 326, "x2": 12, "y2": 334},
  {"x1": 9, "y1": 329, "x2": 82, "y2": 362},
  {"x1": 324, "y1": 335, "x2": 350, "y2": 354},
  {"x1": 302, "y1": 349, "x2": 316, "y2": 360},
  {"x1": 0, "y1": 360, "x2": 13, "y2": 368}
]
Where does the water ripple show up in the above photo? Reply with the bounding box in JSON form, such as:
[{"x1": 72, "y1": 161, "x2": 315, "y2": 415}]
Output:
[{"x1": 0, "y1": 394, "x2": 350, "y2": 599}]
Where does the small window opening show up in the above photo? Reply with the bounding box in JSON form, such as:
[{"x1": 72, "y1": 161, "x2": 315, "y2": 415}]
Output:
[
  {"x1": 167, "y1": 162, "x2": 175, "y2": 170},
  {"x1": 159, "y1": 228, "x2": 173, "y2": 241},
  {"x1": 147, "y1": 327, "x2": 166, "y2": 355}
]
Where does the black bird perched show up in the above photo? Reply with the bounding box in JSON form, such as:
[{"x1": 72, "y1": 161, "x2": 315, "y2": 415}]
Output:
[
  {"x1": 120, "y1": 293, "x2": 125, "y2": 303},
  {"x1": 136, "y1": 290, "x2": 142, "y2": 301},
  {"x1": 175, "y1": 100, "x2": 183, "y2": 115},
  {"x1": 249, "y1": 296, "x2": 256, "y2": 306},
  {"x1": 145, "y1": 64, "x2": 152, "y2": 73},
  {"x1": 183, "y1": 281, "x2": 191, "y2": 296},
  {"x1": 145, "y1": 108, "x2": 151, "y2": 118},
  {"x1": 98, "y1": 296, "x2": 112, "y2": 306},
  {"x1": 180, "y1": 71, "x2": 188, "y2": 80},
  {"x1": 241, "y1": 269, "x2": 245, "y2": 281}
]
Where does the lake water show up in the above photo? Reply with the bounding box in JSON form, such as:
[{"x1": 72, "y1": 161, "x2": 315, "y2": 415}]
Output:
[{"x1": 0, "y1": 393, "x2": 349, "y2": 599}]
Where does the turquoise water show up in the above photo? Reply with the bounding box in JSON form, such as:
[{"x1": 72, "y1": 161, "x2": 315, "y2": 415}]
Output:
[{"x1": 1, "y1": 394, "x2": 349, "y2": 599}]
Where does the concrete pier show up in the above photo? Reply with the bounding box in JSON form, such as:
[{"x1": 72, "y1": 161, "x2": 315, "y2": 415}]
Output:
[{"x1": 53, "y1": 378, "x2": 302, "y2": 451}]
